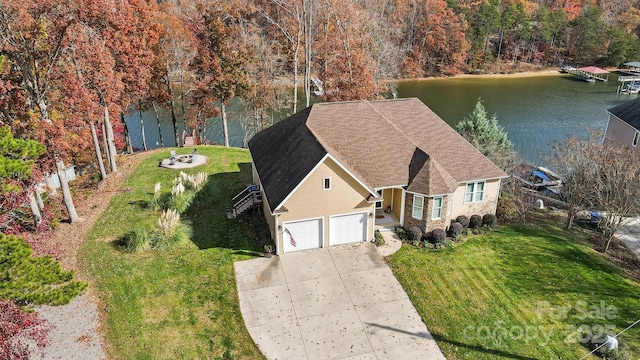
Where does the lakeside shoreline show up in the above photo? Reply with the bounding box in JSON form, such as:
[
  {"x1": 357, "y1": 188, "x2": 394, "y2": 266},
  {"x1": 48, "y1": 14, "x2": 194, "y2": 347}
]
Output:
[{"x1": 397, "y1": 69, "x2": 566, "y2": 83}]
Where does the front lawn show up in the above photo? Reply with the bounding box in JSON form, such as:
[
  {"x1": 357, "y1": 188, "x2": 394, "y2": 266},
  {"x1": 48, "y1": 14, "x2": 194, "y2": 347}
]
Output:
[
  {"x1": 388, "y1": 225, "x2": 640, "y2": 359},
  {"x1": 80, "y1": 146, "x2": 264, "y2": 359}
]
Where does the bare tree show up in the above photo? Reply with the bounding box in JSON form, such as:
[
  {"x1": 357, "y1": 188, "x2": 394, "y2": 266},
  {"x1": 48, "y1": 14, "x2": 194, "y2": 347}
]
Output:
[
  {"x1": 550, "y1": 130, "x2": 601, "y2": 229},
  {"x1": 593, "y1": 143, "x2": 640, "y2": 253},
  {"x1": 551, "y1": 130, "x2": 640, "y2": 253}
]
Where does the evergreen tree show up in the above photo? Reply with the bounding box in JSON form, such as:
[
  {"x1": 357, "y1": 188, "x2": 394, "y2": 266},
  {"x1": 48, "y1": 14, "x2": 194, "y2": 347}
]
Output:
[
  {"x1": 0, "y1": 234, "x2": 87, "y2": 308},
  {"x1": 456, "y1": 99, "x2": 515, "y2": 170},
  {"x1": 0, "y1": 127, "x2": 45, "y2": 183}
]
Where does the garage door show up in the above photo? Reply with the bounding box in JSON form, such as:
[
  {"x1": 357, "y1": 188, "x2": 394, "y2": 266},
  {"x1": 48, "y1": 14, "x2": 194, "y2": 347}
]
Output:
[
  {"x1": 282, "y1": 218, "x2": 323, "y2": 253},
  {"x1": 330, "y1": 212, "x2": 368, "y2": 246}
]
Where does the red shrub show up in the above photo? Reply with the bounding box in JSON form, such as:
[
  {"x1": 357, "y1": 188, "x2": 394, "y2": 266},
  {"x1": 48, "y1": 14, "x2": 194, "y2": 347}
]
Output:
[{"x1": 0, "y1": 300, "x2": 50, "y2": 360}]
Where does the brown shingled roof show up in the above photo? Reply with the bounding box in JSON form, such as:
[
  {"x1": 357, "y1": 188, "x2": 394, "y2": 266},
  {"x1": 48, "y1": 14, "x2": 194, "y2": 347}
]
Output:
[{"x1": 306, "y1": 98, "x2": 506, "y2": 195}]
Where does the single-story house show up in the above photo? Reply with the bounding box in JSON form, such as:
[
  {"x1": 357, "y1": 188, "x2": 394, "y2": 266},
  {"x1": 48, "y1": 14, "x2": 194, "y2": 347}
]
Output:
[
  {"x1": 248, "y1": 98, "x2": 507, "y2": 254},
  {"x1": 604, "y1": 97, "x2": 640, "y2": 148}
]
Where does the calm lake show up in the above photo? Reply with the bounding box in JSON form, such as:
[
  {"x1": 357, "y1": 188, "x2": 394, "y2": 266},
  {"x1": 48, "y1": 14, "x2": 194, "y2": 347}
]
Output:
[{"x1": 124, "y1": 73, "x2": 637, "y2": 164}]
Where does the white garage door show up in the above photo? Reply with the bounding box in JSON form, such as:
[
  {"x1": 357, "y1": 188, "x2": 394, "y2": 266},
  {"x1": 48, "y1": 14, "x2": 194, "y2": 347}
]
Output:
[
  {"x1": 330, "y1": 212, "x2": 368, "y2": 246},
  {"x1": 282, "y1": 218, "x2": 323, "y2": 253}
]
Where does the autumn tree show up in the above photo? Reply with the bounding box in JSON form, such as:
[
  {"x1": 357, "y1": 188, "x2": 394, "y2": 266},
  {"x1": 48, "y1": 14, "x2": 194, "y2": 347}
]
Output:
[
  {"x1": 316, "y1": 0, "x2": 379, "y2": 101},
  {"x1": 148, "y1": 3, "x2": 196, "y2": 147},
  {"x1": 191, "y1": 0, "x2": 254, "y2": 147},
  {"x1": 0, "y1": 0, "x2": 81, "y2": 222}
]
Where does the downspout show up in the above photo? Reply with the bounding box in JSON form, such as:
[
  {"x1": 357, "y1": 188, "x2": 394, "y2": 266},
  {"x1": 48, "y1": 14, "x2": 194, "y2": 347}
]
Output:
[
  {"x1": 274, "y1": 214, "x2": 280, "y2": 255},
  {"x1": 400, "y1": 188, "x2": 406, "y2": 227},
  {"x1": 493, "y1": 178, "x2": 503, "y2": 215}
]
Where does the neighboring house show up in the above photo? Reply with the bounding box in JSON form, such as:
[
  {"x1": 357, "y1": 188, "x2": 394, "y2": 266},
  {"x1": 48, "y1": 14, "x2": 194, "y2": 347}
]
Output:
[
  {"x1": 247, "y1": 98, "x2": 507, "y2": 255},
  {"x1": 604, "y1": 97, "x2": 640, "y2": 149}
]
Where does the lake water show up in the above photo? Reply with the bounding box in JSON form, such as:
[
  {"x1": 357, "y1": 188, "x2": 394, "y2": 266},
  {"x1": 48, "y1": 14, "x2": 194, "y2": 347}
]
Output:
[
  {"x1": 124, "y1": 73, "x2": 637, "y2": 164},
  {"x1": 397, "y1": 74, "x2": 636, "y2": 164}
]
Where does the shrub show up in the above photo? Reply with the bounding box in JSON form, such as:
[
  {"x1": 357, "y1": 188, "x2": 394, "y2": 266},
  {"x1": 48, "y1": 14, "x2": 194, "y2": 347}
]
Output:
[
  {"x1": 412, "y1": 239, "x2": 421, "y2": 247},
  {"x1": 448, "y1": 222, "x2": 464, "y2": 239},
  {"x1": 124, "y1": 226, "x2": 153, "y2": 253},
  {"x1": 168, "y1": 186, "x2": 195, "y2": 214},
  {"x1": 395, "y1": 226, "x2": 409, "y2": 241},
  {"x1": 496, "y1": 195, "x2": 519, "y2": 222},
  {"x1": 431, "y1": 229, "x2": 446, "y2": 243},
  {"x1": 483, "y1": 214, "x2": 497, "y2": 227},
  {"x1": 408, "y1": 226, "x2": 423, "y2": 241},
  {"x1": 153, "y1": 209, "x2": 193, "y2": 250},
  {"x1": 469, "y1": 214, "x2": 482, "y2": 229},
  {"x1": 455, "y1": 215, "x2": 470, "y2": 229},
  {"x1": 374, "y1": 230, "x2": 385, "y2": 247}
]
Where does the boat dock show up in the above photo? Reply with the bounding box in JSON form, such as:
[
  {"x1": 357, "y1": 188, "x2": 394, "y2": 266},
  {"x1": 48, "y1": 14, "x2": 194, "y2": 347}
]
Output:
[
  {"x1": 561, "y1": 65, "x2": 609, "y2": 82},
  {"x1": 618, "y1": 75, "x2": 640, "y2": 94}
]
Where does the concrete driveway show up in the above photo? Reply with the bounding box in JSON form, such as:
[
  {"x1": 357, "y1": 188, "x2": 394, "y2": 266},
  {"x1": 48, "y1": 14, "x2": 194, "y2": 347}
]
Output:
[{"x1": 234, "y1": 243, "x2": 445, "y2": 360}]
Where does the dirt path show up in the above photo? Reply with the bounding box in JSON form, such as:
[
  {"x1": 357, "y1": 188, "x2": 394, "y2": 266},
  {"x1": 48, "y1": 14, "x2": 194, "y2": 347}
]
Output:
[{"x1": 34, "y1": 151, "x2": 155, "y2": 360}]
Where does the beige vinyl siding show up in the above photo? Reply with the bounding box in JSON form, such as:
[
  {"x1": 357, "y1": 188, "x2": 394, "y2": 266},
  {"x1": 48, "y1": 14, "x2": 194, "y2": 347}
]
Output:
[
  {"x1": 605, "y1": 115, "x2": 638, "y2": 149},
  {"x1": 382, "y1": 188, "x2": 393, "y2": 210},
  {"x1": 392, "y1": 188, "x2": 403, "y2": 220},
  {"x1": 276, "y1": 157, "x2": 373, "y2": 250},
  {"x1": 450, "y1": 179, "x2": 501, "y2": 219}
]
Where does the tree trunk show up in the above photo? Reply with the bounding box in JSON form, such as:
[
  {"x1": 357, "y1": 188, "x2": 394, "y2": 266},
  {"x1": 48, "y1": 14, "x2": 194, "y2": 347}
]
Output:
[
  {"x1": 152, "y1": 102, "x2": 164, "y2": 147},
  {"x1": 122, "y1": 113, "x2": 133, "y2": 154},
  {"x1": 139, "y1": 101, "x2": 147, "y2": 151},
  {"x1": 221, "y1": 102, "x2": 230, "y2": 147},
  {"x1": 497, "y1": 27, "x2": 504, "y2": 60},
  {"x1": 602, "y1": 234, "x2": 614, "y2": 253},
  {"x1": 55, "y1": 159, "x2": 79, "y2": 223},
  {"x1": 35, "y1": 188, "x2": 45, "y2": 210},
  {"x1": 303, "y1": 0, "x2": 313, "y2": 108},
  {"x1": 104, "y1": 106, "x2": 118, "y2": 173},
  {"x1": 44, "y1": 172, "x2": 57, "y2": 195},
  {"x1": 293, "y1": 28, "x2": 301, "y2": 114},
  {"x1": 29, "y1": 192, "x2": 41, "y2": 227},
  {"x1": 101, "y1": 121, "x2": 112, "y2": 173},
  {"x1": 567, "y1": 211, "x2": 575, "y2": 230},
  {"x1": 90, "y1": 122, "x2": 107, "y2": 181}
]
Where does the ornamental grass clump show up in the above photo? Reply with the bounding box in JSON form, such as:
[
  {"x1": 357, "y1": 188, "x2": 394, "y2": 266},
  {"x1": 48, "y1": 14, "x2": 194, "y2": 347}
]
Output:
[
  {"x1": 168, "y1": 180, "x2": 194, "y2": 213},
  {"x1": 149, "y1": 182, "x2": 163, "y2": 210},
  {"x1": 123, "y1": 226, "x2": 153, "y2": 253},
  {"x1": 153, "y1": 209, "x2": 192, "y2": 250}
]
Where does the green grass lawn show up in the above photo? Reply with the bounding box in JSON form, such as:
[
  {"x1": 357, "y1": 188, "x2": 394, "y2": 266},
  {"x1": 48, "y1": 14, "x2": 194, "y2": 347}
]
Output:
[
  {"x1": 79, "y1": 146, "x2": 265, "y2": 359},
  {"x1": 388, "y1": 225, "x2": 640, "y2": 359}
]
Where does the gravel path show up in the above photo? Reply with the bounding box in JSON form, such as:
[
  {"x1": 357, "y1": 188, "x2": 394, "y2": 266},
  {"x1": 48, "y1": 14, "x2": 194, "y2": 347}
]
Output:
[
  {"x1": 32, "y1": 295, "x2": 104, "y2": 360},
  {"x1": 32, "y1": 151, "x2": 155, "y2": 360}
]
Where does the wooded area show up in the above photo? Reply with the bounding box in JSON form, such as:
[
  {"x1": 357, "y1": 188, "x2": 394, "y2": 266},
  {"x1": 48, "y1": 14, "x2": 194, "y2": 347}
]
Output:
[{"x1": 1, "y1": 0, "x2": 640, "y2": 232}]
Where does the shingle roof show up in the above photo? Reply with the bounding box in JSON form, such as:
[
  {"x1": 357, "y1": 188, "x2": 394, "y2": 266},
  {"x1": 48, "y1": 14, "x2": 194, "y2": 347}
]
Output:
[
  {"x1": 250, "y1": 98, "x2": 507, "y2": 213},
  {"x1": 248, "y1": 107, "x2": 326, "y2": 212},
  {"x1": 609, "y1": 97, "x2": 640, "y2": 130}
]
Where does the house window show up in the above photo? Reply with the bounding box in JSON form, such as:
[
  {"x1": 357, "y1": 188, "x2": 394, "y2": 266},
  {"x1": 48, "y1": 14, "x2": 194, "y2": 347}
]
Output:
[
  {"x1": 432, "y1": 197, "x2": 443, "y2": 219},
  {"x1": 375, "y1": 190, "x2": 383, "y2": 209},
  {"x1": 412, "y1": 195, "x2": 424, "y2": 219},
  {"x1": 323, "y1": 177, "x2": 331, "y2": 190},
  {"x1": 464, "y1": 181, "x2": 485, "y2": 203},
  {"x1": 634, "y1": 131, "x2": 640, "y2": 147}
]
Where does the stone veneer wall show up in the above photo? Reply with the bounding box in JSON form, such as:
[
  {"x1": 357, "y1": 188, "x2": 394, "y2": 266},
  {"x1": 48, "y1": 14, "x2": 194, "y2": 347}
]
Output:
[
  {"x1": 424, "y1": 195, "x2": 450, "y2": 231},
  {"x1": 403, "y1": 193, "x2": 451, "y2": 233},
  {"x1": 403, "y1": 193, "x2": 426, "y2": 231}
]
